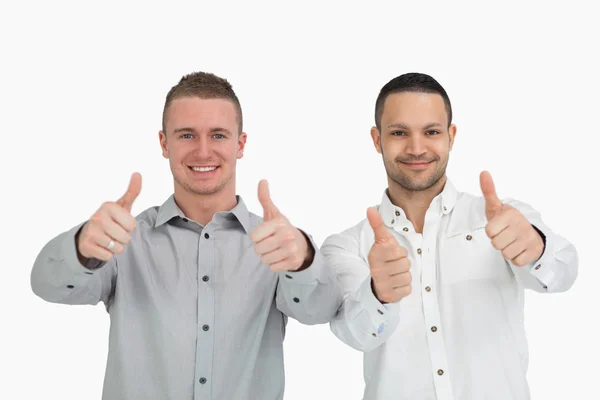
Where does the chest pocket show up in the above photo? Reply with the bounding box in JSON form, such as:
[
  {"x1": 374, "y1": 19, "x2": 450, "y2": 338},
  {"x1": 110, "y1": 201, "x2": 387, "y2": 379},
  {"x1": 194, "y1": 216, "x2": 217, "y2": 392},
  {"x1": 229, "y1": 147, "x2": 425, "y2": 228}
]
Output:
[{"x1": 439, "y1": 225, "x2": 513, "y2": 285}]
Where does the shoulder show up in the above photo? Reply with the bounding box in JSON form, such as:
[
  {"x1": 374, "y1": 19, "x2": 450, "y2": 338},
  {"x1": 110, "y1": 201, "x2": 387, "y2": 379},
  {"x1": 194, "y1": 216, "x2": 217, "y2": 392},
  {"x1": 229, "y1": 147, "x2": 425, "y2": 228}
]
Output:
[
  {"x1": 322, "y1": 214, "x2": 373, "y2": 251},
  {"x1": 132, "y1": 206, "x2": 161, "y2": 230}
]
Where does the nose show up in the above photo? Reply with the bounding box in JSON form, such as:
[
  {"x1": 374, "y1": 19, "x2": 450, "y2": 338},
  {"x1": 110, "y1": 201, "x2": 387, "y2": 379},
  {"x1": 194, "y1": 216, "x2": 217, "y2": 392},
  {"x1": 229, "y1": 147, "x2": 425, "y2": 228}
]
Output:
[
  {"x1": 406, "y1": 135, "x2": 426, "y2": 156},
  {"x1": 192, "y1": 136, "x2": 211, "y2": 158}
]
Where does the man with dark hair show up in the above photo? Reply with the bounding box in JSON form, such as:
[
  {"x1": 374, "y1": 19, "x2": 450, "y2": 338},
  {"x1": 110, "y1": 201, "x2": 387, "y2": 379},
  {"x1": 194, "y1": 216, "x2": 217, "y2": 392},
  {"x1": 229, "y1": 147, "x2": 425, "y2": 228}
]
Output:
[
  {"x1": 322, "y1": 72, "x2": 578, "y2": 400},
  {"x1": 30, "y1": 71, "x2": 343, "y2": 400}
]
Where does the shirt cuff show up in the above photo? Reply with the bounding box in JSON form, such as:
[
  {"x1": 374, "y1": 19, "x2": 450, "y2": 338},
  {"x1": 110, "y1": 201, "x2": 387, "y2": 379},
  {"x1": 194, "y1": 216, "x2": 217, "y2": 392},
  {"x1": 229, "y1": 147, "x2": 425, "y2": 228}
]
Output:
[
  {"x1": 356, "y1": 276, "x2": 401, "y2": 336},
  {"x1": 279, "y1": 233, "x2": 326, "y2": 285},
  {"x1": 522, "y1": 227, "x2": 560, "y2": 290},
  {"x1": 60, "y1": 222, "x2": 106, "y2": 276}
]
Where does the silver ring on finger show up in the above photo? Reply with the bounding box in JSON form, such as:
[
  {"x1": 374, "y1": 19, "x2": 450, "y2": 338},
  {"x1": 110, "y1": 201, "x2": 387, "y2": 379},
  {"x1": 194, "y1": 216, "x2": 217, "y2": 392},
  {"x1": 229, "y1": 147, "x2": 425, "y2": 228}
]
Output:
[{"x1": 106, "y1": 239, "x2": 116, "y2": 250}]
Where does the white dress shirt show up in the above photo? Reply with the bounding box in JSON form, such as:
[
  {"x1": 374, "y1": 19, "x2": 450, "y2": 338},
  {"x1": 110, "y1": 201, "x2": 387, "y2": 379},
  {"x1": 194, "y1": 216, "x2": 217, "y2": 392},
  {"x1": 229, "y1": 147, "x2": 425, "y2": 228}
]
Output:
[{"x1": 322, "y1": 179, "x2": 578, "y2": 400}]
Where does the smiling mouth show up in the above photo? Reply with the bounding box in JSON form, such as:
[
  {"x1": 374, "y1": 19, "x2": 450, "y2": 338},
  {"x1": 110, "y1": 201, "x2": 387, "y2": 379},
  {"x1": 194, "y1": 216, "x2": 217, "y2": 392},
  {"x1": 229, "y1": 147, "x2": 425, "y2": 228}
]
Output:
[
  {"x1": 189, "y1": 166, "x2": 219, "y2": 172},
  {"x1": 401, "y1": 161, "x2": 433, "y2": 170}
]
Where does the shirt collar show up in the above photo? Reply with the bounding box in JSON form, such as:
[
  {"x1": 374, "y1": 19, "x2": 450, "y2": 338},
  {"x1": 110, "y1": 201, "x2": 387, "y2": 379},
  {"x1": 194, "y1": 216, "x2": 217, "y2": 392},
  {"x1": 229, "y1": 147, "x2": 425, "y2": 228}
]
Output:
[
  {"x1": 155, "y1": 194, "x2": 251, "y2": 233},
  {"x1": 378, "y1": 178, "x2": 458, "y2": 227}
]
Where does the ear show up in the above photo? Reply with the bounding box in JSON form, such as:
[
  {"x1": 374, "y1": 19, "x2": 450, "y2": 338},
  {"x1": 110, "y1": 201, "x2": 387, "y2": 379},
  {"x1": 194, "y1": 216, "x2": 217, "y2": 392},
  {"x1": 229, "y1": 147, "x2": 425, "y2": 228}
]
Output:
[
  {"x1": 448, "y1": 124, "x2": 457, "y2": 151},
  {"x1": 237, "y1": 132, "x2": 248, "y2": 159},
  {"x1": 370, "y1": 126, "x2": 382, "y2": 154},
  {"x1": 159, "y1": 131, "x2": 169, "y2": 158}
]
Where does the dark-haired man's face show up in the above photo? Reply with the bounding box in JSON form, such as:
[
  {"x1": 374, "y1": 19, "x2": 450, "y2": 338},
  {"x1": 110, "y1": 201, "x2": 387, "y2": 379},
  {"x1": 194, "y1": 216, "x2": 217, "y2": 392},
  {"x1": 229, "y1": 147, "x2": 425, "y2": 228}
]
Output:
[{"x1": 371, "y1": 92, "x2": 456, "y2": 192}]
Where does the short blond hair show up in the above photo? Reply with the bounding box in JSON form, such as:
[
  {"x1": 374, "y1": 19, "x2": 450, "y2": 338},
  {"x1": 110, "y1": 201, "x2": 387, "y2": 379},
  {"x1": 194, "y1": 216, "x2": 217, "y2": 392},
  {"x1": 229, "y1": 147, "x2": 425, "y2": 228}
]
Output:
[{"x1": 162, "y1": 71, "x2": 243, "y2": 133}]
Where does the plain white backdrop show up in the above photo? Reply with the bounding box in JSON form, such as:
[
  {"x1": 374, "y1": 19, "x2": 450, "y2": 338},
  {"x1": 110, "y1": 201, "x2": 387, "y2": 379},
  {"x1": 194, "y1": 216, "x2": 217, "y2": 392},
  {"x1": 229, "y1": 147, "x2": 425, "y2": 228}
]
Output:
[{"x1": 1, "y1": 1, "x2": 598, "y2": 399}]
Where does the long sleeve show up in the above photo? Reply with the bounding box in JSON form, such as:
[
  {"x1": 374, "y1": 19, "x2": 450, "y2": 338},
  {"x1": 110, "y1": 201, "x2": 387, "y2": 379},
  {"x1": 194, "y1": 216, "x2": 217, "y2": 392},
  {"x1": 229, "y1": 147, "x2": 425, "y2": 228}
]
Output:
[
  {"x1": 275, "y1": 232, "x2": 343, "y2": 325},
  {"x1": 321, "y1": 229, "x2": 402, "y2": 353},
  {"x1": 30, "y1": 221, "x2": 117, "y2": 306},
  {"x1": 505, "y1": 198, "x2": 578, "y2": 293}
]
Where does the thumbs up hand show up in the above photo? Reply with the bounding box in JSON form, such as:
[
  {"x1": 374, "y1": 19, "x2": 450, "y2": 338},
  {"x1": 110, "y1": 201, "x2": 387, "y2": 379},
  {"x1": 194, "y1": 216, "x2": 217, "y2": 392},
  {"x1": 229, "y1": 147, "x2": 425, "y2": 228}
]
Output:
[
  {"x1": 250, "y1": 180, "x2": 314, "y2": 272},
  {"x1": 480, "y1": 171, "x2": 544, "y2": 267},
  {"x1": 77, "y1": 173, "x2": 142, "y2": 262},
  {"x1": 367, "y1": 207, "x2": 412, "y2": 304}
]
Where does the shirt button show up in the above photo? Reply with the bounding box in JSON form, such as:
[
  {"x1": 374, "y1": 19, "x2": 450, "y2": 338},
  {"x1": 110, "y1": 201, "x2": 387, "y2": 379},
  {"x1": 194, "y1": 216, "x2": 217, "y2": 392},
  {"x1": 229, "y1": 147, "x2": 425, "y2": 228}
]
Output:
[
  {"x1": 437, "y1": 369, "x2": 444, "y2": 376},
  {"x1": 535, "y1": 264, "x2": 541, "y2": 270},
  {"x1": 204, "y1": 233, "x2": 210, "y2": 239},
  {"x1": 377, "y1": 309, "x2": 384, "y2": 315},
  {"x1": 443, "y1": 206, "x2": 447, "y2": 211},
  {"x1": 202, "y1": 325, "x2": 210, "y2": 331},
  {"x1": 417, "y1": 248, "x2": 422, "y2": 255},
  {"x1": 395, "y1": 211, "x2": 400, "y2": 216},
  {"x1": 293, "y1": 297, "x2": 300, "y2": 303},
  {"x1": 431, "y1": 326, "x2": 438, "y2": 332},
  {"x1": 466, "y1": 234, "x2": 472, "y2": 241},
  {"x1": 182, "y1": 218, "x2": 189, "y2": 222},
  {"x1": 199, "y1": 377, "x2": 207, "y2": 384},
  {"x1": 425, "y1": 286, "x2": 431, "y2": 292},
  {"x1": 285, "y1": 274, "x2": 293, "y2": 279},
  {"x1": 403, "y1": 227, "x2": 409, "y2": 232},
  {"x1": 391, "y1": 219, "x2": 395, "y2": 224},
  {"x1": 202, "y1": 275, "x2": 209, "y2": 282},
  {"x1": 66, "y1": 285, "x2": 74, "y2": 289}
]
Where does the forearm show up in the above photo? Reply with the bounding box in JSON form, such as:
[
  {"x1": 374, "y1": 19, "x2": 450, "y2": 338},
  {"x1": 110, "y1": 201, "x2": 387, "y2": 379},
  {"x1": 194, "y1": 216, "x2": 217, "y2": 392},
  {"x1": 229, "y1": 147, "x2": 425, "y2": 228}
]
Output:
[
  {"x1": 276, "y1": 239, "x2": 343, "y2": 325},
  {"x1": 506, "y1": 199, "x2": 579, "y2": 293},
  {"x1": 31, "y1": 222, "x2": 115, "y2": 305},
  {"x1": 330, "y1": 276, "x2": 401, "y2": 352}
]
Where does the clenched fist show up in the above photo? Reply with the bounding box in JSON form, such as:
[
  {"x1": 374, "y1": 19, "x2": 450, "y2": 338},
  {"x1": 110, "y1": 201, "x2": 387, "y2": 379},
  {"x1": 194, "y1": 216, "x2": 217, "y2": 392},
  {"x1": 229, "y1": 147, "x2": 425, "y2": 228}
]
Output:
[
  {"x1": 367, "y1": 208, "x2": 411, "y2": 304},
  {"x1": 480, "y1": 171, "x2": 545, "y2": 267},
  {"x1": 77, "y1": 173, "x2": 142, "y2": 263}
]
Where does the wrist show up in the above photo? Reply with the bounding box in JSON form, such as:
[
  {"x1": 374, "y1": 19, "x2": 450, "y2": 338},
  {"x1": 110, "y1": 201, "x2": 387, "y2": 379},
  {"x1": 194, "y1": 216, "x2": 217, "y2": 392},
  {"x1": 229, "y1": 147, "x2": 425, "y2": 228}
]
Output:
[{"x1": 296, "y1": 229, "x2": 314, "y2": 271}]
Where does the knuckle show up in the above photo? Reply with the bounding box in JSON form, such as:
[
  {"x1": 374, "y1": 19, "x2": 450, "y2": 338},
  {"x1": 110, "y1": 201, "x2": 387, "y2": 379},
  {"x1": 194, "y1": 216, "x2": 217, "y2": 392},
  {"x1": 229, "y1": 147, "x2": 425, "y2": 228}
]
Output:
[
  {"x1": 89, "y1": 213, "x2": 103, "y2": 225},
  {"x1": 401, "y1": 258, "x2": 411, "y2": 270},
  {"x1": 396, "y1": 245, "x2": 408, "y2": 257},
  {"x1": 485, "y1": 225, "x2": 493, "y2": 237},
  {"x1": 289, "y1": 243, "x2": 298, "y2": 254},
  {"x1": 285, "y1": 230, "x2": 296, "y2": 242},
  {"x1": 491, "y1": 237, "x2": 500, "y2": 249}
]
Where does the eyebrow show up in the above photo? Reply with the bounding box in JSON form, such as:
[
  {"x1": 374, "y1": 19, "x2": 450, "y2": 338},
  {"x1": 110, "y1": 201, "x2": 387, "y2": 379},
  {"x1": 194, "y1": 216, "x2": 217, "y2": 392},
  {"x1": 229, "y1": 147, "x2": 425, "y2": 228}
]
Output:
[
  {"x1": 172, "y1": 127, "x2": 232, "y2": 135},
  {"x1": 387, "y1": 122, "x2": 444, "y2": 130}
]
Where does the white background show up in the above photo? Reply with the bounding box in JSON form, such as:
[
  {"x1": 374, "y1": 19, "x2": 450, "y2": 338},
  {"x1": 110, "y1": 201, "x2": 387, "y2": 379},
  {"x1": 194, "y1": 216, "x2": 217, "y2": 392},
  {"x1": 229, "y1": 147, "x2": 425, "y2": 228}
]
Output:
[{"x1": 1, "y1": 1, "x2": 598, "y2": 399}]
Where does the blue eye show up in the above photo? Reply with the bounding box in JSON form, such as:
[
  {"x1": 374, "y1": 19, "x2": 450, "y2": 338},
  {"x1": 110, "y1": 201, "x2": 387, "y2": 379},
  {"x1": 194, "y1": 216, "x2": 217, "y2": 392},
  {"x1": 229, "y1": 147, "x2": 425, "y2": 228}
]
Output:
[
  {"x1": 213, "y1": 133, "x2": 225, "y2": 139},
  {"x1": 182, "y1": 133, "x2": 193, "y2": 139}
]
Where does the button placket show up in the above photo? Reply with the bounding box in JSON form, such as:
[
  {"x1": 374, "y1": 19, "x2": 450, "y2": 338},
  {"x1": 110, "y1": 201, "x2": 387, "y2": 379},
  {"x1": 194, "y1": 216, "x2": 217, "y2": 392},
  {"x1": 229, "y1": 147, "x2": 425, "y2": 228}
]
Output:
[
  {"x1": 195, "y1": 226, "x2": 215, "y2": 397},
  {"x1": 420, "y1": 218, "x2": 453, "y2": 398}
]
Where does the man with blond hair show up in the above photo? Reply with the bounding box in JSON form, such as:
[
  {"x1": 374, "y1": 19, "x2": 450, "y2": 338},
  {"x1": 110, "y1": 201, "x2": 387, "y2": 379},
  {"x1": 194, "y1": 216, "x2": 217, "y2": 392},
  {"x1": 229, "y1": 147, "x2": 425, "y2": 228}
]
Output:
[{"x1": 31, "y1": 71, "x2": 343, "y2": 400}]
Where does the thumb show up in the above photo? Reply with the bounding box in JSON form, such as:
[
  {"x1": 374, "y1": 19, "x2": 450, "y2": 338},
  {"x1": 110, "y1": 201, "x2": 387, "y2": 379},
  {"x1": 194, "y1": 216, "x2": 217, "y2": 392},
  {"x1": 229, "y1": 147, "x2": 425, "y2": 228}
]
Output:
[
  {"x1": 117, "y1": 172, "x2": 142, "y2": 213},
  {"x1": 257, "y1": 179, "x2": 279, "y2": 220},
  {"x1": 367, "y1": 207, "x2": 392, "y2": 243},
  {"x1": 480, "y1": 170, "x2": 502, "y2": 220}
]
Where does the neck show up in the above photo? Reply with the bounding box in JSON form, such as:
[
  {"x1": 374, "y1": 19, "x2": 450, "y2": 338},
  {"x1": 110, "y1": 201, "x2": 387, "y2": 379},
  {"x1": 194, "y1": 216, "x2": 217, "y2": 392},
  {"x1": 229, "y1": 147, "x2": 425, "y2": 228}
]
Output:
[
  {"x1": 173, "y1": 183, "x2": 238, "y2": 227},
  {"x1": 387, "y1": 175, "x2": 447, "y2": 233}
]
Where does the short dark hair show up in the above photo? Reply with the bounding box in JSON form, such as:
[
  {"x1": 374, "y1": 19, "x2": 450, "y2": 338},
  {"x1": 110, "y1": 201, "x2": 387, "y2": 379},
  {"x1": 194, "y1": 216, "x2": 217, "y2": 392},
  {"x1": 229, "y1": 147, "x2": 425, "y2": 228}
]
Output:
[
  {"x1": 162, "y1": 71, "x2": 243, "y2": 134},
  {"x1": 374, "y1": 72, "x2": 452, "y2": 130}
]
